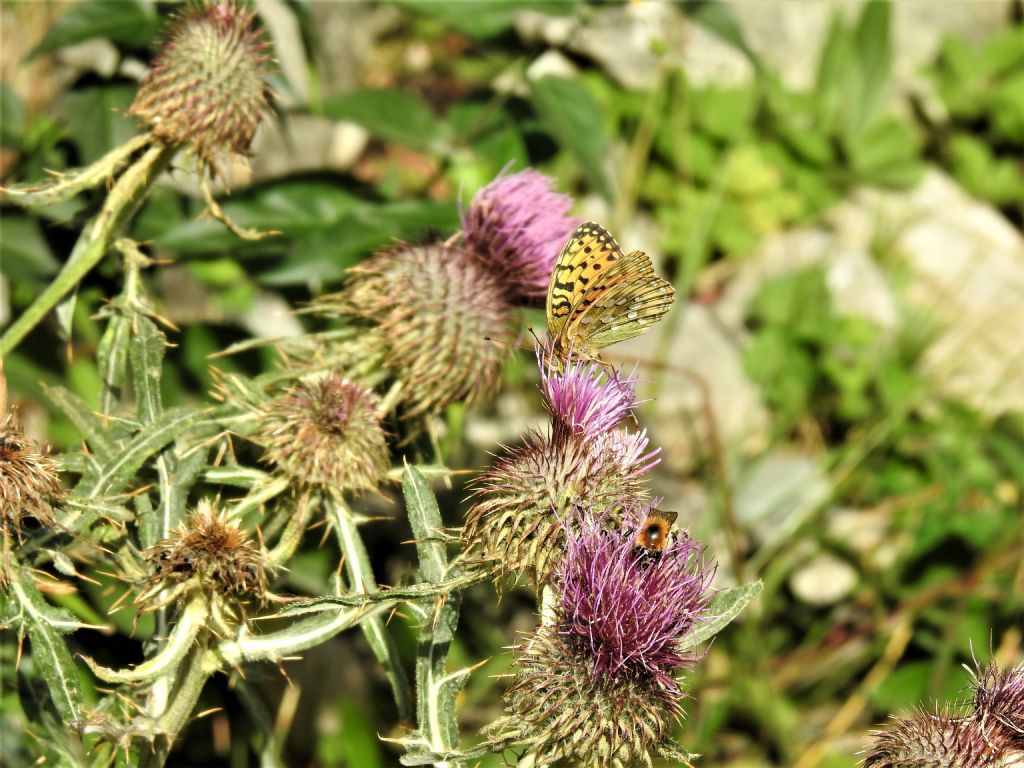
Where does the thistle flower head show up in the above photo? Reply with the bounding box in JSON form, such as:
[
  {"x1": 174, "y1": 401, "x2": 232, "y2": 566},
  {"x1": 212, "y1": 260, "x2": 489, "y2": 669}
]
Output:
[
  {"x1": 539, "y1": 345, "x2": 638, "y2": 438},
  {"x1": 143, "y1": 500, "x2": 266, "y2": 606},
  {"x1": 489, "y1": 626, "x2": 684, "y2": 768},
  {"x1": 0, "y1": 416, "x2": 63, "y2": 534},
  {"x1": 254, "y1": 374, "x2": 388, "y2": 494},
  {"x1": 486, "y1": 511, "x2": 712, "y2": 766},
  {"x1": 863, "y1": 709, "x2": 1015, "y2": 768},
  {"x1": 129, "y1": 1, "x2": 273, "y2": 167},
  {"x1": 462, "y1": 169, "x2": 578, "y2": 305},
  {"x1": 973, "y1": 660, "x2": 1024, "y2": 735},
  {"x1": 461, "y1": 427, "x2": 654, "y2": 583},
  {"x1": 318, "y1": 243, "x2": 515, "y2": 417},
  {"x1": 557, "y1": 508, "x2": 713, "y2": 688}
]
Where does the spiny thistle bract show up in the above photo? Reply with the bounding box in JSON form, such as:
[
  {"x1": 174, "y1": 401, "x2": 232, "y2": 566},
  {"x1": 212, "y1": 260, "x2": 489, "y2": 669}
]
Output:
[
  {"x1": 141, "y1": 500, "x2": 266, "y2": 608},
  {"x1": 254, "y1": 374, "x2": 388, "y2": 494},
  {"x1": 316, "y1": 243, "x2": 516, "y2": 417},
  {"x1": 129, "y1": 0, "x2": 273, "y2": 168},
  {"x1": 973, "y1": 660, "x2": 1024, "y2": 737},
  {"x1": 488, "y1": 514, "x2": 713, "y2": 767},
  {"x1": 864, "y1": 660, "x2": 1024, "y2": 767},
  {"x1": 461, "y1": 425, "x2": 657, "y2": 582},
  {"x1": 0, "y1": 416, "x2": 63, "y2": 537},
  {"x1": 461, "y1": 169, "x2": 579, "y2": 306},
  {"x1": 863, "y1": 710, "x2": 1015, "y2": 768}
]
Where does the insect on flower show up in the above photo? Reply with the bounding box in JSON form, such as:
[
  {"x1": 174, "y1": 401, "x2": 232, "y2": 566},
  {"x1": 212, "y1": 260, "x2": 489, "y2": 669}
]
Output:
[
  {"x1": 633, "y1": 508, "x2": 681, "y2": 558},
  {"x1": 546, "y1": 222, "x2": 675, "y2": 361}
]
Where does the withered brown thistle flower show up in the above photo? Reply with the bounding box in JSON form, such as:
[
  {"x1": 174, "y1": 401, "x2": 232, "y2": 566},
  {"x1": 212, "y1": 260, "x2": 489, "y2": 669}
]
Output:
[
  {"x1": 0, "y1": 415, "x2": 63, "y2": 534},
  {"x1": 253, "y1": 373, "x2": 388, "y2": 494},
  {"x1": 141, "y1": 500, "x2": 266, "y2": 608}
]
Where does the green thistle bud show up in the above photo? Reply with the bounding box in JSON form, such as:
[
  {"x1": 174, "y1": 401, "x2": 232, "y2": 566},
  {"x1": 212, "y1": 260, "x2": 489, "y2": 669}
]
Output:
[
  {"x1": 253, "y1": 374, "x2": 388, "y2": 494},
  {"x1": 129, "y1": 1, "x2": 273, "y2": 167},
  {"x1": 317, "y1": 243, "x2": 515, "y2": 417},
  {"x1": 488, "y1": 626, "x2": 680, "y2": 768},
  {"x1": 0, "y1": 416, "x2": 63, "y2": 536},
  {"x1": 142, "y1": 500, "x2": 266, "y2": 609}
]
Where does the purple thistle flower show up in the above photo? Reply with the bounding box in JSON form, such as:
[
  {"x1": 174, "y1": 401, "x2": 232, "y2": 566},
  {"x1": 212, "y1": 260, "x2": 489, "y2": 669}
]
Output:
[
  {"x1": 588, "y1": 427, "x2": 661, "y2": 478},
  {"x1": 538, "y1": 344, "x2": 638, "y2": 438},
  {"x1": 462, "y1": 169, "x2": 579, "y2": 306},
  {"x1": 556, "y1": 507, "x2": 714, "y2": 690}
]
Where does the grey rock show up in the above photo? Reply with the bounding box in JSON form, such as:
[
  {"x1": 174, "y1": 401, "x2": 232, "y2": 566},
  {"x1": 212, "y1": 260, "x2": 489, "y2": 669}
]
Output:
[{"x1": 790, "y1": 551, "x2": 858, "y2": 606}]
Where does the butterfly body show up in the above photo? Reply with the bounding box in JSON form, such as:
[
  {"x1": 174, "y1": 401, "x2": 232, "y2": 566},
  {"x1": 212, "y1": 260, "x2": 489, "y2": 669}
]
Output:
[{"x1": 546, "y1": 222, "x2": 674, "y2": 360}]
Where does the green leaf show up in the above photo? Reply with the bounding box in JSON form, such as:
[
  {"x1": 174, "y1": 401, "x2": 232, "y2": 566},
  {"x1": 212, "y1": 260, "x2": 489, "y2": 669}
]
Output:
[
  {"x1": 33, "y1": 0, "x2": 159, "y2": 55},
  {"x1": 691, "y1": 86, "x2": 755, "y2": 143},
  {"x1": 0, "y1": 216, "x2": 59, "y2": 283},
  {"x1": 851, "y1": 0, "x2": 891, "y2": 134},
  {"x1": 322, "y1": 89, "x2": 447, "y2": 153},
  {"x1": 330, "y1": 499, "x2": 413, "y2": 721},
  {"x1": 0, "y1": 84, "x2": 26, "y2": 146},
  {"x1": 84, "y1": 405, "x2": 211, "y2": 497},
  {"x1": 128, "y1": 317, "x2": 166, "y2": 425},
  {"x1": 682, "y1": 581, "x2": 762, "y2": 649},
  {"x1": 42, "y1": 385, "x2": 118, "y2": 461},
  {"x1": 529, "y1": 75, "x2": 613, "y2": 200},
  {"x1": 9, "y1": 565, "x2": 85, "y2": 725},
  {"x1": 687, "y1": 1, "x2": 758, "y2": 64},
  {"x1": 393, "y1": 0, "x2": 577, "y2": 40},
  {"x1": 63, "y1": 85, "x2": 138, "y2": 164},
  {"x1": 402, "y1": 465, "x2": 449, "y2": 584}
]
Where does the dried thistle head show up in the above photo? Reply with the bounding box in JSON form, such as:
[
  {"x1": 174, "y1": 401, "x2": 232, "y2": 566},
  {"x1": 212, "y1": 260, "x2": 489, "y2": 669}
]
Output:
[
  {"x1": 461, "y1": 169, "x2": 578, "y2": 306},
  {"x1": 0, "y1": 415, "x2": 63, "y2": 534},
  {"x1": 129, "y1": 0, "x2": 273, "y2": 168},
  {"x1": 253, "y1": 374, "x2": 388, "y2": 494},
  {"x1": 142, "y1": 500, "x2": 266, "y2": 607},
  {"x1": 316, "y1": 243, "x2": 515, "y2": 417}
]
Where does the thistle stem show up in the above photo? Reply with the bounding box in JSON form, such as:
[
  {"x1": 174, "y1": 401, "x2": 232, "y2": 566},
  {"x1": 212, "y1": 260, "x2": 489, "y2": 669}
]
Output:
[
  {"x1": 82, "y1": 592, "x2": 208, "y2": 683},
  {"x1": 0, "y1": 132, "x2": 152, "y2": 207},
  {"x1": 0, "y1": 140, "x2": 177, "y2": 355}
]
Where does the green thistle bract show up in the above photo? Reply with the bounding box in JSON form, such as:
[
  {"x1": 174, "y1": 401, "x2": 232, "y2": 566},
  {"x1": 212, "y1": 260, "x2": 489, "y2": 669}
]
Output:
[
  {"x1": 489, "y1": 627, "x2": 681, "y2": 768},
  {"x1": 461, "y1": 425, "x2": 656, "y2": 583},
  {"x1": 129, "y1": 1, "x2": 273, "y2": 167},
  {"x1": 319, "y1": 243, "x2": 515, "y2": 417},
  {"x1": 254, "y1": 374, "x2": 388, "y2": 494}
]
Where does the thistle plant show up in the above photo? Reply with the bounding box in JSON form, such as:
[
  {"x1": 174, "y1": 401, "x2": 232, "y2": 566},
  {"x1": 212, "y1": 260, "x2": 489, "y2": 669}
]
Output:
[
  {"x1": 0, "y1": 6, "x2": 761, "y2": 763},
  {"x1": 0, "y1": 1, "x2": 276, "y2": 358}
]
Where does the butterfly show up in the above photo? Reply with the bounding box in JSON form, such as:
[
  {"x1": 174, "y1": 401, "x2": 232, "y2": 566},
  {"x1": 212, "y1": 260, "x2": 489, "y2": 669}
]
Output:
[
  {"x1": 546, "y1": 222, "x2": 675, "y2": 360},
  {"x1": 633, "y1": 508, "x2": 680, "y2": 556}
]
